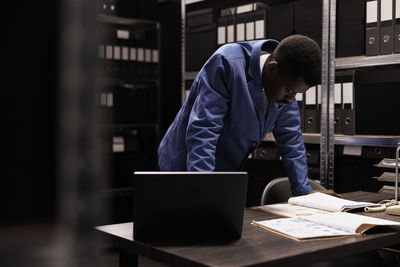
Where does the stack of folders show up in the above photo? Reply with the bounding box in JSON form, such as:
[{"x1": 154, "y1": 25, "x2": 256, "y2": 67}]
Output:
[
  {"x1": 99, "y1": 28, "x2": 159, "y2": 82},
  {"x1": 108, "y1": 127, "x2": 157, "y2": 187},
  {"x1": 252, "y1": 192, "x2": 400, "y2": 241},
  {"x1": 365, "y1": 0, "x2": 400, "y2": 55},
  {"x1": 336, "y1": 75, "x2": 355, "y2": 135},
  {"x1": 97, "y1": 83, "x2": 157, "y2": 125},
  {"x1": 99, "y1": 0, "x2": 157, "y2": 19},
  {"x1": 353, "y1": 69, "x2": 400, "y2": 135},
  {"x1": 336, "y1": 0, "x2": 365, "y2": 57},
  {"x1": 267, "y1": 0, "x2": 322, "y2": 46},
  {"x1": 217, "y1": 3, "x2": 267, "y2": 46},
  {"x1": 298, "y1": 74, "x2": 356, "y2": 135},
  {"x1": 267, "y1": 2, "x2": 294, "y2": 42},
  {"x1": 186, "y1": 8, "x2": 219, "y2": 71},
  {"x1": 302, "y1": 85, "x2": 319, "y2": 133},
  {"x1": 294, "y1": 0, "x2": 322, "y2": 48}
]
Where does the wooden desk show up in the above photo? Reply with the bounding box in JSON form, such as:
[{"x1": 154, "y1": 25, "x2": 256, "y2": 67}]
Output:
[{"x1": 96, "y1": 191, "x2": 400, "y2": 267}]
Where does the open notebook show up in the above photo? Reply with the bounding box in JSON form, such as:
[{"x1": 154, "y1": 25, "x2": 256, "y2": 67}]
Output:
[
  {"x1": 253, "y1": 192, "x2": 380, "y2": 217},
  {"x1": 252, "y1": 212, "x2": 400, "y2": 241}
]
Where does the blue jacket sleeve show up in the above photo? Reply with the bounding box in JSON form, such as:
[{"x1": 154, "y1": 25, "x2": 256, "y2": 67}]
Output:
[
  {"x1": 186, "y1": 53, "x2": 233, "y2": 171},
  {"x1": 272, "y1": 101, "x2": 312, "y2": 196}
]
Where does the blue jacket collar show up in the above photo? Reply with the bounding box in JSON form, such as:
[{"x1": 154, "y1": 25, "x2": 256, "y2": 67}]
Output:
[
  {"x1": 249, "y1": 39, "x2": 279, "y2": 88},
  {"x1": 247, "y1": 39, "x2": 279, "y2": 138}
]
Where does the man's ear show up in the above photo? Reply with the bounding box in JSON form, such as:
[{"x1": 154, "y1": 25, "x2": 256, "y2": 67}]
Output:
[{"x1": 266, "y1": 61, "x2": 278, "y2": 74}]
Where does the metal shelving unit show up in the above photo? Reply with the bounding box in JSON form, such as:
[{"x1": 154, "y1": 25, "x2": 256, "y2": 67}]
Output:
[
  {"x1": 98, "y1": 13, "x2": 161, "y2": 192},
  {"x1": 264, "y1": 134, "x2": 400, "y2": 147},
  {"x1": 182, "y1": 0, "x2": 400, "y2": 190},
  {"x1": 336, "y1": 54, "x2": 400, "y2": 70},
  {"x1": 98, "y1": 14, "x2": 159, "y2": 28}
]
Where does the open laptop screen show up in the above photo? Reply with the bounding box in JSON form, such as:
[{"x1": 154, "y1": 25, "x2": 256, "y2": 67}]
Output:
[{"x1": 133, "y1": 172, "x2": 248, "y2": 241}]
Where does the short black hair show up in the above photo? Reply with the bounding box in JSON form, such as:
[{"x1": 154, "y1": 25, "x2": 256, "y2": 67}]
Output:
[{"x1": 271, "y1": 35, "x2": 321, "y2": 86}]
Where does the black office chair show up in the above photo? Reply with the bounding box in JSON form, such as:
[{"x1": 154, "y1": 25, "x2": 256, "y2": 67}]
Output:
[{"x1": 260, "y1": 177, "x2": 326, "y2": 205}]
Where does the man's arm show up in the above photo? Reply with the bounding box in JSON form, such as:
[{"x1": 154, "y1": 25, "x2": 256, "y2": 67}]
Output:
[
  {"x1": 273, "y1": 102, "x2": 342, "y2": 197},
  {"x1": 272, "y1": 100, "x2": 312, "y2": 196},
  {"x1": 186, "y1": 53, "x2": 233, "y2": 171}
]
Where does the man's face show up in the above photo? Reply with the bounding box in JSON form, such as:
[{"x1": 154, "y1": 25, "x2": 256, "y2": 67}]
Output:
[{"x1": 262, "y1": 61, "x2": 309, "y2": 105}]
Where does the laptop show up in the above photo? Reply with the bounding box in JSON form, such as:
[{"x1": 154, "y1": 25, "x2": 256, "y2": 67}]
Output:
[{"x1": 133, "y1": 171, "x2": 248, "y2": 241}]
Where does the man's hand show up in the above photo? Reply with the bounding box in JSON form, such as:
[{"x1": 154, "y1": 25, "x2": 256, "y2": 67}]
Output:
[{"x1": 309, "y1": 189, "x2": 342, "y2": 198}]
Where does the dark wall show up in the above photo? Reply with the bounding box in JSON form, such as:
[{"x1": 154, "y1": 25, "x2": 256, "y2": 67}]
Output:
[
  {"x1": 158, "y1": 1, "x2": 182, "y2": 138},
  {"x1": 2, "y1": 2, "x2": 59, "y2": 220}
]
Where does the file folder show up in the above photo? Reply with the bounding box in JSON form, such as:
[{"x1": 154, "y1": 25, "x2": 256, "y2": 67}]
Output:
[
  {"x1": 218, "y1": 7, "x2": 234, "y2": 45},
  {"x1": 336, "y1": 0, "x2": 365, "y2": 57},
  {"x1": 217, "y1": 16, "x2": 227, "y2": 45},
  {"x1": 235, "y1": 4, "x2": 253, "y2": 42},
  {"x1": 395, "y1": 0, "x2": 400, "y2": 52},
  {"x1": 227, "y1": 15, "x2": 235, "y2": 43},
  {"x1": 129, "y1": 46, "x2": 137, "y2": 80},
  {"x1": 366, "y1": 0, "x2": 380, "y2": 55},
  {"x1": 342, "y1": 78, "x2": 355, "y2": 135},
  {"x1": 246, "y1": 20, "x2": 255, "y2": 40},
  {"x1": 186, "y1": 8, "x2": 218, "y2": 71},
  {"x1": 294, "y1": 0, "x2": 323, "y2": 48},
  {"x1": 334, "y1": 80, "x2": 343, "y2": 134},
  {"x1": 108, "y1": 0, "x2": 116, "y2": 16},
  {"x1": 267, "y1": 3, "x2": 294, "y2": 41},
  {"x1": 235, "y1": 12, "x2": 247, "y2": 42},
  {"x1": 380, "y1": 0, "x2": 394, "y2": 54},
  {"x1": 254, "y1": 8, "x2": 267, "y2": 39},
  {"x1": 187, "y1": 8, "x2": 218, "y2": 28},
  {"x1": 304, "y1": 85, "x2": 318, "y2": 133},
  {"x1": 116, "y1": 29, "x2": 132, "y2": 80},
  {"x1": 296, "y1": 93, "x2": 304, "y2": 131},
  {"x1": 354, "y1": 69, "x2": 400, "y2": 135}
]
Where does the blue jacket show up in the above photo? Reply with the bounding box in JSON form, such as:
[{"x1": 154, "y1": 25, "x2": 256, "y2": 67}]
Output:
[{"x1": 158, "y1": 39, "x2": 312, "y2": 196}]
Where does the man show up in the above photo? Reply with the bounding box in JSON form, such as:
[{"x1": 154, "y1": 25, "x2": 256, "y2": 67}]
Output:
[{"x1": 158, "y1": 34, "x2": 323, "y2": 196}]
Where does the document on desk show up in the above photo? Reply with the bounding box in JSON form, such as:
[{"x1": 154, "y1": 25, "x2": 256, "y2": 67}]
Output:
[
  {"x1": 254, "y1": 192, "x2": 379, "y2": 217},
  {"x1": 288, "y1": 192, "x2": 376, "y2": 212},
  {"x1": 253, "y1": 192, "x2": 380, "y2": 217},
  {"x1": 253, "y1": 203, "x2": 332, "y2": 218},
  {"x1": 252, "y1": 212, "x2": 400, "y2": 241}
]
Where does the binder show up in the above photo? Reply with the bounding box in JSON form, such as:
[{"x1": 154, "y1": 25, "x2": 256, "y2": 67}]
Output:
[
  {"x1": 246, "y1": 20, "x2": 255, "y2": 40},
  {"x1": 294, "y1": 0, "x2": 323, "y2": 48},
  {"x1": 116, "y1": 29, "x2": 130, "y2": 80},
  {"x1": 254, "y1": 8, "x2": 267, "y2": 39},
  {"x1": 304, "y1": 86, "x2": 318, "y2": 133},
  {"x1": 380, "y1": 0, "x2": 394, "y2": 54},
  {"x1": 234, "y1": 4, "x2": 254, "y2": 42},
  {"x1": 354, "y1": 69, "x2": 400, "y2": 135},
  {"x1": 186, "y1": 8, "x2": 218, "y2": 71},
  {"x1": 336, "y1": 0, "x2": 365, "y2": 57},
  {"x1": 334, "y1": 80, "x2": 343, "y2": 134},
  {"x1": 187, "y1": 8, "x2": 218, "y2": 28},
  {"x1": 366, "y1": 0, "x2": 380, "y2": 55},
  {"x1": 113, "y1": 85, "x2": 157, "y2": 124},
  {"x1": 342, "y1": 77, "x2": 355, "y2": 135},
  {"x1": 108, "y1": 0, "x2": 116, "y2": 16},
  {"x1": 217, "y1": 16, "x2": 227, "y2": 45},
  {"x1": 235, "y1": 12, "x2": 247, "y2": 42},
  {"x1": 219, "y1": 7, "x2": 236, "y2": 44},
  {"x1": 227, "y1": 17, "x2": 235, "y2": 43},
  {"x1": 267, "y1": 3, "x2": 294, "y2": 41},
  {"x1": 296, "y1": 93, "x2": 304, "y2": 131},
  {"x1": 129, "y1": 31, "x2": 141, "y2": 81},
  {"x1": 114, "y1": 0, "x2": 138, "y2": 18},
  {"x1": 395, "y1": 0, "x2": 400, "y2": 52},
  {"x1": 129, "y1": 46, "x2": 137, "y2": 81},
  {"x1": 316, "y1": 84, "x2": 321, "y2": 133}
]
